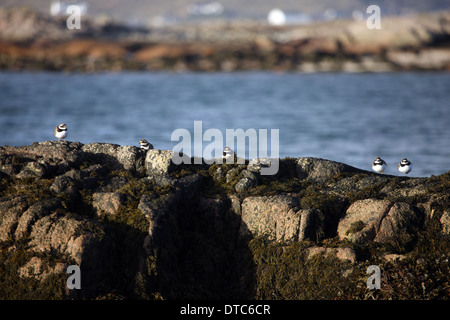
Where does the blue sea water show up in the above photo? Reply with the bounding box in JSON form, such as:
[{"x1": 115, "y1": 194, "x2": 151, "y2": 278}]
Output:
[{"x1": 0, "y1": 71, "x2": 449, "y2": 177}]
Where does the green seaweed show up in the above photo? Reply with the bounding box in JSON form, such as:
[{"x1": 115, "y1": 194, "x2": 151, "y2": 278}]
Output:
[
  {"x1": 0, "y1": 239, "x2": 68, "y2": 299},
  {"x1": 1, "y1": 177, "x2": 53, "y2": 205},
  {"x1": 249, "y1": 238, "x2": 356, "y2": 299},
  {"x1": 346, "y1": 220, "x2": 366, "y2": 235}
]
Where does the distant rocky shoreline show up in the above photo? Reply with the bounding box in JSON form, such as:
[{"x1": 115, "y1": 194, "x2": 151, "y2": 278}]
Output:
[
  {"x1": 1, "y1": 7, "x2": 450, "y2": 72},
  {"x1": 0, "y1": 141, "x2": 449, "y2": 299}
]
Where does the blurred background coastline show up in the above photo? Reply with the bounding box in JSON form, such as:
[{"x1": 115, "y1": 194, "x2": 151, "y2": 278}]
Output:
[
  {"x1": 0, "y1": 1, "x2": 450, "y2": 72},
  {"x1": 0, "y1": 1, "x2": 449, "y2": 177}
]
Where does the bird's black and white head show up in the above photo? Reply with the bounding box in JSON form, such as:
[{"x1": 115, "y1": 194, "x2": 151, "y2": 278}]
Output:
[
  {"x1": 373, "y1": 156, "x2": 386, "y2": 165},
  {"x1": 223, "y1": 146, "x2": 234, "y2": 159},
  {"x1": 400, "y1": 158, "x2": 411, "y2": 165},
  {"x1": 139, "y1": 139, "x2": 153, "y2": 150},
  {"x1": 58, "y1": 123, "x2": 67, "y2": 131}
]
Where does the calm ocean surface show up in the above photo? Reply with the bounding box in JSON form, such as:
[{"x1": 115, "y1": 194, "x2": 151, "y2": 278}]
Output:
[{"x1": 0, "y1": 71, "x2": 449, "y2": 177}]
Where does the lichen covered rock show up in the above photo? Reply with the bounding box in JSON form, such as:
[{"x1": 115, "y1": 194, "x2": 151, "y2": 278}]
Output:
[
  {"x1": 338, "y1": 199, "x2": 392, "y2": 243},
  {"x1": 338, "y1": 199, "x2": 423, "y2": 245},
  {"x1": 145, "y1": 149, "x2": 177, "y2": 176},
  {"x1": 82, "y1": 142, "x2": 145, "y2": 173},
  {"x1": 296, "y1": 157, "x2": 363, "y2": 183},
  {"x1": 241, "y1": 195, "x2": 301, "y2": 242}
]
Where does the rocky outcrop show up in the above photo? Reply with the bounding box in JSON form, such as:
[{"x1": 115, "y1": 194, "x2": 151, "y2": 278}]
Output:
[
  {"x1": 337, "y1": 199, "x2": 423, "y2": 244},
  {"x1": 241, "y1": 195, "x2": 301, "y2": 242},
  {"x1": 93, "y1": 192, "x2": 126, "y2": 217},
  {"x1": 0, "y1": 196, "x2": 29, "y2": 241},
  {"x1": 240, "y1": 195, "x2": 325, "y2": 242},
  {"x1": 441, "y1": 211, "x2": 450, "y2": 235},
  {"x1": 144, "y1": 149, "x2": 177, "y2": 176},
  {"x1": 386, "y1": 49, "x2": 450, "y2": 70},
  {"x1": 296, "y1": 157, "x2": 364, "y2": 183},
  {"x1": 338, "y1": 199, "x2": 392, "y2": 243},
  {"x1": 81, "y1": 142, "x2": 146, "y2": 173},
  {"x1": 0, "y1": 141, "x2": 448, "y2": 299}
]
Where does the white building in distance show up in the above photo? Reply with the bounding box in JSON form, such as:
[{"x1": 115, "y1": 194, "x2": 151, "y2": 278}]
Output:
[
  {"x1": 268, "y1": 8, "x2": 311, "y2": 26},
  {"x1": 267, "y1": 8, "x2": 286, "y2": 26}
]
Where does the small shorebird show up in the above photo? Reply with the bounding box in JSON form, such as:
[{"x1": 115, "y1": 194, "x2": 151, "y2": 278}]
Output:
[
  {"x1": 223, "y1": 146, "x2": 234, "y2": 160},
  {"x1": 398, "y1": 158, "x2": 412, "y2": 175},
  {"x1": 54, "y1": 123, "x2": 68, "y2": 141},
  {"x1": 139, "y1": 139, "x2": 154, "y2": 150},
  {"x1": 372, "y1": 156, "x2": 387, "y2": 174}
]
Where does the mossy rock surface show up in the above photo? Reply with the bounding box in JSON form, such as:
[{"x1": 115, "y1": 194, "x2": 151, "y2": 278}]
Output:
[{"x1": 0, "y1": 142, "x2": 449, "y2": 299}]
